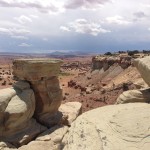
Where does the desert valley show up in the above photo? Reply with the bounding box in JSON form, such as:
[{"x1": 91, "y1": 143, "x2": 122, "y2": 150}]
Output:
[
  {"x1": 0, "y1": 52, "x2": 147, "y2": 112},
  {"x1": 0, "y1": 51, "x2": 150, "y2": 150}
]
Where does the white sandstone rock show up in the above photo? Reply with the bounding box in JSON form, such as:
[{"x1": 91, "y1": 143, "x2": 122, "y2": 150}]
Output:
[{"x1": 62, "y1": 103, "x2": 150, "y2": 150}]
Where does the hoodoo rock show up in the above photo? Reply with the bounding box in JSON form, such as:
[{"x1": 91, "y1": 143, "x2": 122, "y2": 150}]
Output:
[
  {"x1": 12, "y1": 58, "x2": 63, "y2": 127},
  {"x1": 0, "y1": 58, "x2": 83, "y2": 149}
]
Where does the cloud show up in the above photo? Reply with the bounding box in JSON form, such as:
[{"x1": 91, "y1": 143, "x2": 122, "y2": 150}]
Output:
[
  {"x1": 133, "y1": 11, "x2": 147, "y2": 18},
  {"x1": 0, "y1": 27, "x2": 9, "y2": 33},
  {"x1": 65, "y1": 0, "x2": 111, "y2": 9},
  {"x1": 0, "y1": 0, "x2": 62, "y2": 14},
  {"x1": 42, "y1": 38, "x2": 48, "y2": 41},
  {"x1": 60, "y1": 26, "x2": 70, "y2": 32},
  {"x1": 106, "y1": 15, "x2": 131, "y2": 25},
  {"x1": 61, "y1": 19, "x2": 111, "y2": 36},
  {"x1": 14, "y1": 15, "x2": 32, "y2": 24},
  {"x1": 11, "y1": 35, "x2": 28, "y2": 40},
  {"x1": 19, "y1": 43, "x2": 31, "y2": 47},
  {"x1": 0, "y1": 27, "x2": 30, "y2": 36},
  {"x1": 30, "y1": 15, "x2": 39, "y2": 18}
]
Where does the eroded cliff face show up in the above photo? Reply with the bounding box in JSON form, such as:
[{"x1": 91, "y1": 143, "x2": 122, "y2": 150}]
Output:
[
  {"x1": 92, "y1": 55, "x2": 132, "y2": 70},
  {"x1": 61, "y1": 56, "x2": 150, "y2": 150}
]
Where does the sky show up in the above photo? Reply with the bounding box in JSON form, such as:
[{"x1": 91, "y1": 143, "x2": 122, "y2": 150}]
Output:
[{"x1": 0, "y1": 0, "x2": 150, "y2": 53}]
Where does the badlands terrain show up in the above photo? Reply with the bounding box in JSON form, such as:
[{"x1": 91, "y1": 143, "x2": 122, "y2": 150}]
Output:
[
  {"x1": 0, "y1": 52, "x2": 150, "y2": 150},
  {"x1": 0, "y1": 53, "x2": 146, "y2": 112}
]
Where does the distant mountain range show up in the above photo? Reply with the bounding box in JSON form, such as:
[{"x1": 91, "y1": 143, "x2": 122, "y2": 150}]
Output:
[{"x1": 0, "y1": 51, "x2": 94, "y2": 58}]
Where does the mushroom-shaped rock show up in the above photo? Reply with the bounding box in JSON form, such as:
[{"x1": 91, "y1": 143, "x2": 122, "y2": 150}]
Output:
[{"x1": 12, "y1": 58, "x2": 63, "y2": 127}]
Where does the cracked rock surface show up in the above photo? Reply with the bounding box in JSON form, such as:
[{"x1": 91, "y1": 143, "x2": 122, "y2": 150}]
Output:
[{"x1": 62, "y1": 103, "x2": 150, "y2": 150}]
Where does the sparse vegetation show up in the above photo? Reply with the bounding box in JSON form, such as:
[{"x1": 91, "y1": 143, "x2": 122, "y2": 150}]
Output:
[
  {"x1": 127, "y1": 50, "x2": 139, "y2": 56},
  {"x1": 104, "y1": 52, "x2": 112, "y2": 56}
]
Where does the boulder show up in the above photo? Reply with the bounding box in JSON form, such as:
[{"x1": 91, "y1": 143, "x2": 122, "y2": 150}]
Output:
[
  {"x1": 0, "y1": 88, "x2": 17, "y2": 113},
  {"x1": 62, "y1": 103, "x2": 150, "y2": 150},
  {"x1": 116, "y1": 88, "x2": 150, "y2": 104},
  {"x1": 134, "y1": 56, "x2": 150, "y2": 86},
  {"x1": 0, "y1": 81, "x2": 35, "y2": 136},
  {"x1": 59, "y1": 102, "x2": 82, "y2": 126},
  {"x1": 0, "y1": 81, "x2": 47, "y2": 147}
]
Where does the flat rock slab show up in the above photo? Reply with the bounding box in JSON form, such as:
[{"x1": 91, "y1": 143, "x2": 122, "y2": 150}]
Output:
[
  {"x1": 12, "y1": 58, "x2": 63, "y2": 81},
  {"x1": 62, "y1": 103, "x2": 150, "y2": 150}
]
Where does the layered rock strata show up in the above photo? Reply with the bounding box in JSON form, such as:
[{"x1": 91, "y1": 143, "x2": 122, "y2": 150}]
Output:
[
  {"x1": 92, "y1": 55, "x2": 132, "y2": 70},
  {"x1": 61, "y1": 56, "x2": 150, "y2": 150},
  {"x1": 12, "y1": 58, "x2": 63, "y2": 127}
]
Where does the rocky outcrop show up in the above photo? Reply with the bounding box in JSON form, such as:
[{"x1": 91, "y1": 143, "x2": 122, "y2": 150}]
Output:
[
  {"x1": 0, "y1": 58, "x2": 83, "y2": 149},
  {"x1": 12, "y1": 58, "x2": 63, "y2": 127},
  {"x1": 62, "y1": 103, "x2": 150, "y2": 150},
  {"x1": 133, "y1": 78, "x2": 148, "y2": 89},
  {"x1": 92, "y1": 55, "x2": 132, "y2": 70},
  {"x1": 134, "y1": 56, "x2": 150, "y2": 86},
  {"x1": 116, "y1": 88, "x2": 150, "y2": 104},
  {"x1": 19, "y1": 125, "x2": 68, "y2": 150},
  {"x1": 116, "y1": 56, "x2": 150, "y2": 104},
  {"x1": 0, "y1": 81, "x2": 46, "y2": 147},
  {"x1": 62, "y1": 56, "x2": 150, "y2": 150}
]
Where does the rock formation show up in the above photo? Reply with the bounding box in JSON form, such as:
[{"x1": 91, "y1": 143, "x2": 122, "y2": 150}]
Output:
[
  {"x1": 116, "y1": 56, "x2": 150, "y2": 104},
  {"x1": 12, "y1": 58, "x2": 63, "y2": 127},
  {"x1": 62, "y1": 103, "x2": 150, "y2": 150},
  {"x1": 61, "y1": 56, "x2": 150, "y2": 150},
  {"x1": 0, "y1": 81, "x2": 46, "y2": 147},
  {"x1": 0, "y1": 58, "x2": 82, "y2": 149},
  {"x1": 2, "y1": 56, "x2": 150, "y2": 150},
  {"x1": 116, "y1": 88, "x2": 150, "y2": 104},
  {"x1": 92, "y1": 55, "x2": 132, "y2": 70},
  {"x1": 134, "y1": 56, "x2": 150, "y2": 86}
]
